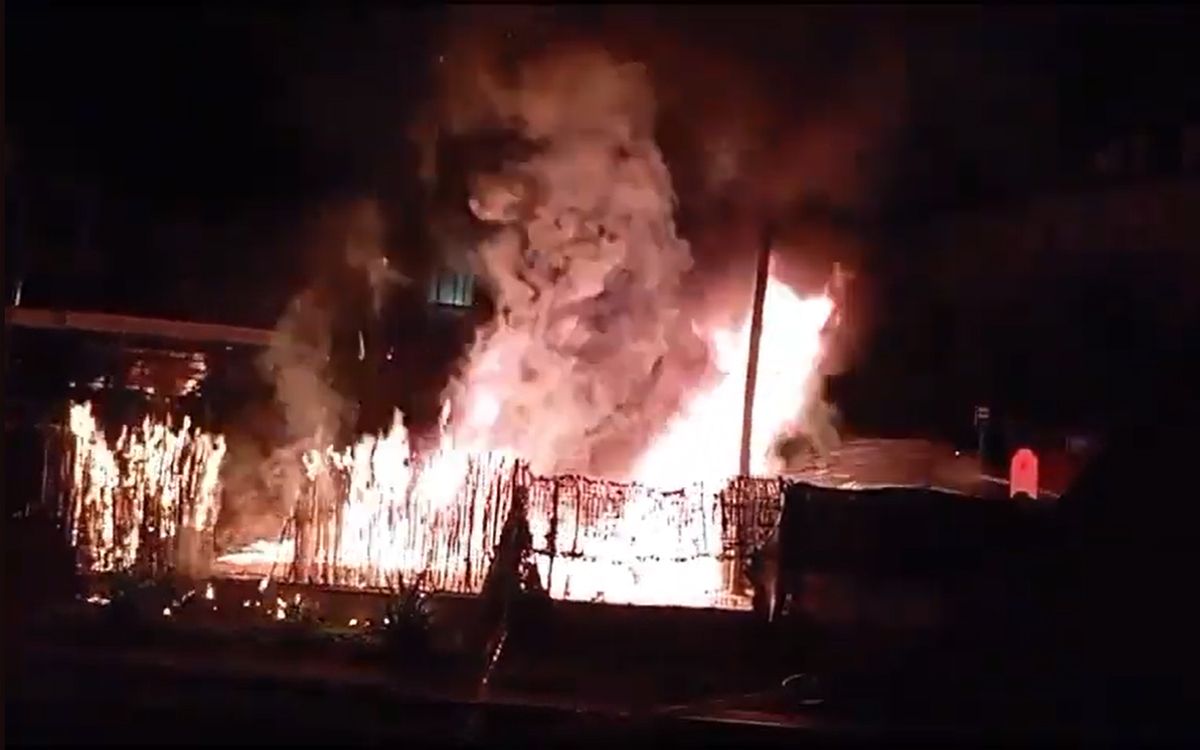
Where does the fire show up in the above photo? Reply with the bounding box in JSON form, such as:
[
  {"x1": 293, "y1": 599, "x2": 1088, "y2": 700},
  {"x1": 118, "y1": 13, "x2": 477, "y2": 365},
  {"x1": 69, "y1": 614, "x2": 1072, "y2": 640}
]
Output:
[
  {"x1": 524, "y1": 478, "x2": 730, "y2": 607},
  {"x1": 632, "y1": 271, "x2": 834, "y2": 487},
  {"x1": 51, "y1": 45, "x2": 844, "y2": 612},
  {"x1": 64, "y1": 402, "x2": 225, "y2": 573},
  {"x1": 61, "y1": 275, "x2": 832, "y2": 610}
]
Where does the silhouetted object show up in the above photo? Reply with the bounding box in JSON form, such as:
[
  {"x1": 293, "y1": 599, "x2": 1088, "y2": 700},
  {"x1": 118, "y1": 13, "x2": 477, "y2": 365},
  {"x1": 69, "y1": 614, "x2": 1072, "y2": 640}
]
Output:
[
  {"x1": 380, "y1": 575, "x2": 433, "y2": 663},
  {"x1": 6, "y1": 306, "x2": 273, "y2": 347},
  {"x1": 1054, "y1": 339, "x2": 1200, "y2": 738},
  {"x1": 739, "y1": 221, "x2": 773, "y2": 476},
  {"x1": 974, "y1": 404, "x2": 990, "y2": 458},
  {"x1": 473, "y1": 483, "x2": 543, "y2": 673},
  {"x1": 746, "y1": 528, "x2": 781, "y2": 622},
  {"x1": 976, "y1": 405, "x2": 1010, "y2": 472},
  {"x1": 746, "y1": 484, "x2": 804, "y2": 623}
]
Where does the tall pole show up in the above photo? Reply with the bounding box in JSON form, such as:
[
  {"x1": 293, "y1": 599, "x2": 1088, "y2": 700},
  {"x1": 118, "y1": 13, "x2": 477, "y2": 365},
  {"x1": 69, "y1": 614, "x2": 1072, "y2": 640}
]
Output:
[{"x1": 739, "y1": 222, "x2": 774, "y2": 477}]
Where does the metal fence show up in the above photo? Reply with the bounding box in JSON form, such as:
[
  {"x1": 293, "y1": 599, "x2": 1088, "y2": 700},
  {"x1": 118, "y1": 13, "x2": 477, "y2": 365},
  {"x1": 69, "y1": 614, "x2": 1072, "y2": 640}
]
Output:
[
  {"x1": 50, "y1": 410, "x2": 788, "y2": 609},
  {"x1": 281, "y1": 459, "x2": 785, "y2": 608}
]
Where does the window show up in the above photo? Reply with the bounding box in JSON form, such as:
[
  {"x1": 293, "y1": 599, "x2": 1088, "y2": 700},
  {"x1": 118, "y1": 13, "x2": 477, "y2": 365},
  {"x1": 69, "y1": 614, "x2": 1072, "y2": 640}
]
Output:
[{"x1": 428, "y1": 270, "x2": 475, "y2": 308}]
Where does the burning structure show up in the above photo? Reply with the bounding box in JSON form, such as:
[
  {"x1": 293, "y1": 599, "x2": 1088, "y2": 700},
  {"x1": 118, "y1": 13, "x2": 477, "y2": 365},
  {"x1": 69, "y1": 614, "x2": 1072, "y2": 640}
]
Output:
[
  {"x1": 58, "y1": 401, "x2": 786, "y2": 608},
  {"x1": 33, "y1": 44, "x2": 852, "y2": 612},
  {"x1": 44, "y1": 259, "x2": 835, "y2": 610}
]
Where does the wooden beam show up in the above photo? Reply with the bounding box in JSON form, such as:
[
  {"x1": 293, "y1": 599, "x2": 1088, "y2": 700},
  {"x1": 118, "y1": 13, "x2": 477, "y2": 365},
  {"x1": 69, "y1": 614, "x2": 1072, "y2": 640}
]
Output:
[{"x1": 5, "y1": 307, "x2": 274, "y2": 347}]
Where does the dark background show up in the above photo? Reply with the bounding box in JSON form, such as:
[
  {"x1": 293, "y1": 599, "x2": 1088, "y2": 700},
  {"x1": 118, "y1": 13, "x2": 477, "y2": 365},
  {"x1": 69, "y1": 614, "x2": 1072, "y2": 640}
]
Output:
[{"x1": 7, "y1": 3, "x2": 1199, "y2": 438}]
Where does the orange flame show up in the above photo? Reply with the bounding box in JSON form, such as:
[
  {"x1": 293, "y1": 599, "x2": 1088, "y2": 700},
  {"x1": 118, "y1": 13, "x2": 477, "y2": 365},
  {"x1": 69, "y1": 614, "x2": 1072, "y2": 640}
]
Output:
[{"x1": 65, "y1": 272, "x2": 832, "y2": 609}]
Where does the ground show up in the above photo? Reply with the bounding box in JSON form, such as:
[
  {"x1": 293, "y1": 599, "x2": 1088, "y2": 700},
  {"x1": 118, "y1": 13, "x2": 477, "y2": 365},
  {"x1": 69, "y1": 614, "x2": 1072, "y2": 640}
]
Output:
[
  {"x1": 5, "y1": 438, "x2": 1095, "y2": 745},
  {"x1": 6, "y1": 585, "x2": 841, "y2": 746},
  {"x1": 7, "y1": 564, "x2": 1102, "y2": 745}
]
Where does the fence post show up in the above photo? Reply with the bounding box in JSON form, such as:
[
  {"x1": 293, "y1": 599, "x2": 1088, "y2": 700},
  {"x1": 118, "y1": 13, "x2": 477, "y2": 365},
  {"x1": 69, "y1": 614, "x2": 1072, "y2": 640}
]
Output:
[{"x1": 547, "y1": 479, "x2": 560, "y2": 596}]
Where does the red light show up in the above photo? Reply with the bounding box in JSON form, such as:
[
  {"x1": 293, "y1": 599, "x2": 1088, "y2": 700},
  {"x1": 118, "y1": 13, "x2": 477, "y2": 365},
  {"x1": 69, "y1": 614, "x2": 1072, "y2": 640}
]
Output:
[{"x1": 1010, "y1": 448, "x2": 1039, "y2": 498}]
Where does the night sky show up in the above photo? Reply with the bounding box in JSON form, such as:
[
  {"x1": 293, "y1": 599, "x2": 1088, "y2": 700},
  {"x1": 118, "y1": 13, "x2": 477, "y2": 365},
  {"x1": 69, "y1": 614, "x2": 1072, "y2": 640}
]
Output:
[{"x1": 7, "y1": 4, "x2": 1199, "y2": 434}]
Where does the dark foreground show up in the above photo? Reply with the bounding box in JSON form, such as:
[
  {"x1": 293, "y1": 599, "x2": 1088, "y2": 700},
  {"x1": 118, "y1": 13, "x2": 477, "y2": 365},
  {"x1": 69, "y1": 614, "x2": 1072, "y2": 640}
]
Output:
[{"x1": 8, "y1": 644, "x2": 1086, "y2": 748}]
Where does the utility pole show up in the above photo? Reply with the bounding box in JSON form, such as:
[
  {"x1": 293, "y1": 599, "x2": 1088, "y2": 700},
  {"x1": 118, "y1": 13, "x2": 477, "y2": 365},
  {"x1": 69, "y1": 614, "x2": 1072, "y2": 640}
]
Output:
[{"x1": 739, "y1": 222, "x2": 774, "y2": 477}]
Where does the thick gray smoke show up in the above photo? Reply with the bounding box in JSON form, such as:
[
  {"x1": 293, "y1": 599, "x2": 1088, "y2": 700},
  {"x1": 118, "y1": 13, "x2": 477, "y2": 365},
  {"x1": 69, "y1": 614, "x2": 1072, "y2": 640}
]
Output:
[{"x1": 441, "y1": 48, "x2": 706, "y2": 477}]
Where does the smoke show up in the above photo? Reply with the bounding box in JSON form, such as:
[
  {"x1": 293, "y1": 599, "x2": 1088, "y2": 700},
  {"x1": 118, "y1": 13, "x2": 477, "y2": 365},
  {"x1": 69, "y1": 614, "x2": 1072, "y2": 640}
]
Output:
[
  {"x1": 430, "y1": 45, "x2": 707, "y2": 477},
  {"x1": 217, "y1": 199, "x2": 405, "y2": 540},
  {"x1": 663, "y1": 26, "x2": 904, "y2": 458},
  {"x1": 257, "y1": 198, "x2": 406, "y2": 444},
  {"x1": 261, "y1": 288, "x2": 345, "y2": 444},
  {"x1": 407, "y1": 10, "x2": 910, "y2": 476},
  {"x1": 342, "y1": 199, "x2": 407, "y2": 314}
]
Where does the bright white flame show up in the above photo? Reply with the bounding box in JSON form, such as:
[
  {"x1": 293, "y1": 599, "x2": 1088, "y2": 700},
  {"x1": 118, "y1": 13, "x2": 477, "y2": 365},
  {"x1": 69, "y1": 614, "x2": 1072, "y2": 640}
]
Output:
[
  {"x1": 68, "y1": 270, "x2": 833, "y2": 611},
  {"x1": 64, "y1": 402, "x2": 225, "y2": 573},
  {"x1": 633, "y1": 273, "x2": 834, "y2": 487}
]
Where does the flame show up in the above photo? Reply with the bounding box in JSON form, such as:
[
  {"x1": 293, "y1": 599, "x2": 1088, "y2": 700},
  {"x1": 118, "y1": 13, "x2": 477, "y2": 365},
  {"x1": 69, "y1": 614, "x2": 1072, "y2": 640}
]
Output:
[
  {"x1": 525, "y1": 479, "x2": 729, "y2": 607},
  {"x1": 633, "y1": 272, "x2": 834, "y2": 487},
  {"x1": 62, "y1": 272, "x2": 832, "y2": 610},
  {"x1": 64, "y1": 402, "x2": 225, "y2": 573}
]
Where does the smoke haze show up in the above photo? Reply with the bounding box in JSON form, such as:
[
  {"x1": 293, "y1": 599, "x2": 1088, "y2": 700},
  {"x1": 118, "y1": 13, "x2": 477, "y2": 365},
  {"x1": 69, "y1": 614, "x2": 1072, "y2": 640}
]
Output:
[
  {"x1": 418, "y1": 11, "x2": 906, "y2": 474},
  {"x1": 431, "y1": 45, "x2": 706, "y2": 477}
]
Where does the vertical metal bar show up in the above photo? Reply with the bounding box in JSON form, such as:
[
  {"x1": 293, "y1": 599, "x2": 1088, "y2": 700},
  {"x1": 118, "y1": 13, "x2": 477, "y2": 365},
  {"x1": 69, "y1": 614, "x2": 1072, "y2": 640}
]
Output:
[
  {"x1": 546, "y1": 479, "x2": 560, "y2": 595},
  {"x1": 739, "y1": 222, "x2": 774, "y2": 477},
  {"x1": 463, "y1": 457, "x2": 476, "y2": 592}
]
